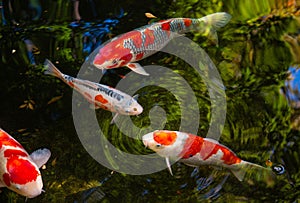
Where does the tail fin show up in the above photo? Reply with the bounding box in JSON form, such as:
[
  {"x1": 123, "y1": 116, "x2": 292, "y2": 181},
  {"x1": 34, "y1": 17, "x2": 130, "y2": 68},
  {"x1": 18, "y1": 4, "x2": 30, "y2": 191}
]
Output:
[
  {"x1": 200, "y1": 12, "x2": 232, "y2": 30},
  {"x1": 231, "y1": 161, "x2": 276, "y2": 186},
  {"x1": 198, "y1": 12, "x2": 231, "y2": 45},
  {"x1": 44, "y1": 59, "x2": 63, "y2": 79}
]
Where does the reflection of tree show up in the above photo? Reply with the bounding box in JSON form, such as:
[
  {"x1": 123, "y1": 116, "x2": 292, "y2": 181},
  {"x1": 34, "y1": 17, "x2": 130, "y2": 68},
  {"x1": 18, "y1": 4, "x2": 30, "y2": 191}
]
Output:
[{"x1": 282, "y1": 34, "x2": 300, "y2": 130}]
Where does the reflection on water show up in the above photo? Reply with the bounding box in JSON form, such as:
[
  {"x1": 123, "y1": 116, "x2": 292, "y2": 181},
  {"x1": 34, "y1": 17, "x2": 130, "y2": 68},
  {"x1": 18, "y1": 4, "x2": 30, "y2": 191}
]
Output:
[{"x1": 1, "y1": 0, "x2": 300, "y2": 202}]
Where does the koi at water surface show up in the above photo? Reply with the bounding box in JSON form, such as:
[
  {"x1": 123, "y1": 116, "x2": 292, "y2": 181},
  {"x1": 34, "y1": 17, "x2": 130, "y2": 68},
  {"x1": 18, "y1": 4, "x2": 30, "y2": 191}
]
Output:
[
  {"x1": 0, "y1": 128, "x2": 51, "y2": 198},
  {"x1": 142, "y1": 130, "x2": 275, "y2": 184},
  {"x1": 44, "y1": 59, "x2": 143, "y2": 123},
  {"x1": 93, "y1": 12, "x2": 231, "y2": 75}
]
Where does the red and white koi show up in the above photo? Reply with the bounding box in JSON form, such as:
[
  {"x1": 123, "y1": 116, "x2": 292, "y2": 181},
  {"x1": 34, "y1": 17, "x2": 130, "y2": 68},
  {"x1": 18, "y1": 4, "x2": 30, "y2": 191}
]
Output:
[
  {"x1": 142, "y1": 130, "x2": 274, "y2": 182},
  {"x1": 93, "y1": 12, "x2": 231, "y2": 75},
  {"x1": 0, "y1": 128, "x2": 51, "y2": 198},
  {"x1": 44, "y1": 59, "x2": 143, "y2": 123}
]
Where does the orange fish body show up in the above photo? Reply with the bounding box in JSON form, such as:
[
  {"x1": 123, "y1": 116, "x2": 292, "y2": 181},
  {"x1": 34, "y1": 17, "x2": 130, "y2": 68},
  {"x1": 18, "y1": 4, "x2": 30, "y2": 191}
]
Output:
[
  {"x1": 142, "y1": 130, "x2": 274, "y2": 182},
  {"x1": 93, "y1": 12, "x2": 231, "y2": 76}
]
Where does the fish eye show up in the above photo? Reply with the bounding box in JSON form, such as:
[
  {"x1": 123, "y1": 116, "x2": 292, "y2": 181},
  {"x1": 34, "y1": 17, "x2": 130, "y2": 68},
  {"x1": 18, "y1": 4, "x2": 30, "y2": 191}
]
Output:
[
  {"x1": 156, "y1": 144, "x2": 162, "y2": 148},
  {"x1": 133, "y1": 107, "x2": 137, "y2": 111},
  {"x1": 15, "y1": 185, "x2": 21, "y2": 190}
]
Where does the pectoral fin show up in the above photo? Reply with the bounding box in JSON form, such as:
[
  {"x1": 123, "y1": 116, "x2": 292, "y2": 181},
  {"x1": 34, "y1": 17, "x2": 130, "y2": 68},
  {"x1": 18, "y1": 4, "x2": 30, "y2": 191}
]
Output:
[
  {"x1": 126, "y1": 63, "x2": 149, "y2": 76},
  {"x1": 110, "y1": 113, "x2": 119, "y2": 124},
  {"x1": 231, "y1": 168, "x2": 246, "y2": 182},
  {"x1": 89, "y1": 104, "x2": 97, "y2": 109},
  {"x1": 30, "y1": 148, "x2": 51, "y2": 168},
  {"x1": 165, "y1": 157, "x2": 173, "y2": 176}
]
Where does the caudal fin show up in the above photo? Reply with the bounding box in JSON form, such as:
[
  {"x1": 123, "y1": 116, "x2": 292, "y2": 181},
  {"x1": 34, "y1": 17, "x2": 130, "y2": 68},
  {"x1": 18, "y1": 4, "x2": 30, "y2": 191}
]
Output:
[
  {"x1": 198, "y1": 12, "x2": 231, "y2": 45},
  {"x1": 231, "y1": 161, "x2": 276, "y2": 186},
  {"x1": 201, "y1": 12, "x2": 232, "y2": 30},
  {"x1": 44, "y1": 59, "x2": 63, "y2": 79}
]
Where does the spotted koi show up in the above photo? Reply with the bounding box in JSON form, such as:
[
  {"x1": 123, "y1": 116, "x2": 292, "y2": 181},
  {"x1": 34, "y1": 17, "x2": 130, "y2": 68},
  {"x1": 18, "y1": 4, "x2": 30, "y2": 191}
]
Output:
[
  {"x1": 0, "y1": 128, "x2": 51, "y2": 198},
  {"x1": 44, "y1": 59, "x2": 143, "y2": 123},
  {"x1": 142, "y1": 130, "x2": 275, "y2": 182},
  {"x1": 93, "y1": 12, "x2": 231, "y2": 75}
]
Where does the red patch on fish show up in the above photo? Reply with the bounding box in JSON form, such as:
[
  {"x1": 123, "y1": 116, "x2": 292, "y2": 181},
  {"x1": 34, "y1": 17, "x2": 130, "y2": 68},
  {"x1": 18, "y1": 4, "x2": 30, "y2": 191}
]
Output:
[
  {"x1": 219, "y1": 146, "x2": 242, "y2": 165},
  {"x1": 144, "y1": 28, "x2": 156, "y2": 47},
  {"x1": 198, "y1": 141, "x2": 220, "y2": 160},
  {"x1": 180, "y1": 135, "x2": 204, "y2": 158},
  {"x1": 0, "y1": 131, "x2": 23, "y2": 149},
  {"x1": 120, "y1": 52, "x2": 133, "y2": 63},
  {"x1": 4, "y1": 149, "x2": 27, "y2": 158},
  {"x1": 6, "y1": 156, "x2": 39, "y2": 184},
  {"x1": 94, "y1": 35, "x2": 133, "y2": 67},
  {"x1": 3, "y1": 173, "x2": 11, "y2": 186},
  {"x1": 161, "y1": 22, "x2": 171, "y2": 31},
  {"x1": 184, "y1": 19, "x2": 192, "y2": 27},
  {"x1": 198, "y1": 140, "x2": 241, "y2": 165},
  {"x1": 131, "y1": 31, "x2": 143, "y2": 49},
  {"x1": 69, "y1": 82, "x2": 75, "y2": 88},
  {"x1": 93, "y1": 54, "x2": 105, "y2": 66},
  {"x1": 136, "y1": 53, "x2": 144, "y2": 60},
  {"x1": 181, "y1": 134, "x2": 241, "y2": 165},
  {"x1": 95, "y1": 104, "x2": 108, "y2": 110},
  {"x1": 95, "y1": 95, "x2": 108, "y2": 104},
  {"x1": 127, "y1": 63, "x2": 136, "y2": 69},
  {"x1": 154, "y1": 131, "x2": 177, "y2": 145}
]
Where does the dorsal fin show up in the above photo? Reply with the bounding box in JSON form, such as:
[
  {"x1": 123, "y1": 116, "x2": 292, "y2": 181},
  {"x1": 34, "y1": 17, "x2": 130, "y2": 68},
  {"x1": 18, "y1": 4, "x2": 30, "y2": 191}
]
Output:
[
  {"x1": 110, "y1": 113, "x2": 119, "y2": 124},
  {"x1": 132, "y1": 94, "x2": 139, "y2": 101}
]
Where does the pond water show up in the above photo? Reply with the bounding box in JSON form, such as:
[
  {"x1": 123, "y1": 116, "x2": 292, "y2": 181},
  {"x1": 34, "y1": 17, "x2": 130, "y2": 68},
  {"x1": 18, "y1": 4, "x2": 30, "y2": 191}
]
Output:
[{"x1": 1, "y1": 0, "x2": 300, "y2": 202}]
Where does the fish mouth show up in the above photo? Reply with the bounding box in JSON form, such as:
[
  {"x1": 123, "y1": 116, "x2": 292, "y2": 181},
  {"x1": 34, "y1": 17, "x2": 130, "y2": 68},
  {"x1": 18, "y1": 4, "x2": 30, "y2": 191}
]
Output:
[{"x1": 26, "y1": 191, "x2": 42, "y2": 199}]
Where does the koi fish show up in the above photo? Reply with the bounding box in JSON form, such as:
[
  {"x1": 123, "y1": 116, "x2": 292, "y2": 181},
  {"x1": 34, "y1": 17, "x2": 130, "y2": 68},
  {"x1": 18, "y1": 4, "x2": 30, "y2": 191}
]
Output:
[
  {"x1": 93, "y1": 12, "x2": 231, "y2": 75},
  {"x1": 44, "y1": 59, "x2": 143, "y2": 123},
  {"x1": 142, "y1": 130, "x2": 275, "y2": 182},
  {"x1": 0, "y1": 128, "x2": 51, "y2": 198}
]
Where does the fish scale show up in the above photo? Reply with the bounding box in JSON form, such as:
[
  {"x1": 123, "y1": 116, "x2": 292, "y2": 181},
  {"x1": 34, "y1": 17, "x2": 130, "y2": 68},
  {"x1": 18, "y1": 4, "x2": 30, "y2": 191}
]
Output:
[
  {"x1": 169, "y1": 19, "x2": 185, "y2": 32},
  {"x1": 93, "y1": 12, "x2": 232, "y2": 75}
]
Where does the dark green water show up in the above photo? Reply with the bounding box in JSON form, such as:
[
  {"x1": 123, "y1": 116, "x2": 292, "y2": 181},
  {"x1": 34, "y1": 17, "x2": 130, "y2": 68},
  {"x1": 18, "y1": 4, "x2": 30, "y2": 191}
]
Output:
[{"x1": 1, "y1": 0, "x2": 300, "y2": 202}]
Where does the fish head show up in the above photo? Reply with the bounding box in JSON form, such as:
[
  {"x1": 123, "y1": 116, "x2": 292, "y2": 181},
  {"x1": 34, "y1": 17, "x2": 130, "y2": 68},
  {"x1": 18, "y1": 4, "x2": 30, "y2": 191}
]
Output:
[
  {"x1": 7, "y1": 176, "x2": 43, "y2": 198},
  {"x1": 142, "y1": 130, "x2": 187, "y2": 158},
  {"x1": 4, "y1": 156, "x2": 43, "y2": 198},
  {"x1": 93, "y1": 42, "x2": 132, "y2": 70},
  {"x1": 123, "y1": 97, "x2": 143, "y2": 115}
]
